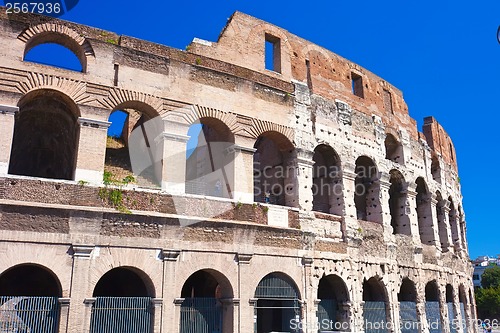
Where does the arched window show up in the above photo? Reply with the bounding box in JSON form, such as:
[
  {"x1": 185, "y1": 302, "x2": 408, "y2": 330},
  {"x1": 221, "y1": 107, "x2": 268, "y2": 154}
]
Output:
[
  {"x1": 398, "y1": 278, "x2": 418, "y2": 333},
  {"x1": 9, "y1": 90, "x2": 79, "y2": 180},
  {"x1": 317, "y1": 274, "x2": 350, "y2": 330},
  {"x1": 90, "y1": 267, "x2": 154, "y2": 333},
  {"x1": 179, "y1": 269, "x2": 233, "y2": 333},
  {"x1": 384, "y1": 133, "x2": 403, "y2": 164},
  {"x1": 431, "y1": 155, "x2": 441, "y2": 183},
  {"x1": 24, "y1": 43, "x2": 83, "y2": 72},
  {"x1": 354, "y1": 156, "x2": 381, "y2": 222},
  {"x1": 448, "y1": 197, "x2": 460, "y2": 249},
  {"x1": 389, "y1": 170, "x2": 410, "y2": 235},
  {"x1": 416, "y1": 177, "x2": 434, "y2": 245},
  {"x1": 363, "y1": 277, "x2": 389, "y2": 333},
  {"x1": 185, "y1": 117, "x2": 235, "y2": 198},
  {"x1": 425, "y1": 281, "x2": 442, "y2": 333},
  {"x1": 312, "y1": 144, "x2": 343, "y2": 215},
  {"x1": 254, "y1": 132, "x2": 296, "y2": 207},
  {"x1": 0, "y1": 264, "x2": 62, "y2": 333},
  {"x1": 254, "y1": 272, "x2": 301, "y2": 333}
]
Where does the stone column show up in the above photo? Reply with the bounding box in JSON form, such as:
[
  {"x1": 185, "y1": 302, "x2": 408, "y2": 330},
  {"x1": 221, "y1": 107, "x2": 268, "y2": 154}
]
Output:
[
  {"x1": 161, "y1": 249, "x2": 180, "y2": 333},
  {"x1": 74, "y1": 117, "x2": 111, "y2": 184},
  {"x1": 430, "y1": 198, "x2": 442, "y2": 250},
  {"x1": 58, "y1": 298, "x2": 71, "y2": 333},
  {"x1": 452, "y1": 286, "x2": 464, "y2": 333},
  {"x1": 296, "y1": 149, "x2": 315, "y2": 212},
  {"x1": 230, "y1": 144, "x2": 256, "y2": 203},
  {"x1": 158, "y1": 131, "x2": 190, "y2": 194},
  {"x1": 406, "y1": 183, "x2": 421, "y2": 244},
  {"x1": 416, "y1": 285, "x2": 428, "y2": 333},
  {"x1": 302, "y1": 257, "x2": 314, "y2": 333},
  {"x1": 237, "y1": 253, "x2": 253, "y2": 333},
  {"x1": 0, "y1": 104, "x2": 18, "y2": 176},
  {"x1": 441, "y1": 201, "x2": 454, "y2": 253},
  {"x1": 439, "y1": 284, "x2": 450, "y2": 333},
  {"x1": 152, "y1": 298, "x2": 163, "y2": 333},
  {"x1": 67, "y1": 245, "x2": 95, "y2": 333},
  {"x1": 341, "y1": 163, "x2": 361, "y2": 243},
  {"x1": 379, "y1": 175, "x2": 393, "y2": 242}
]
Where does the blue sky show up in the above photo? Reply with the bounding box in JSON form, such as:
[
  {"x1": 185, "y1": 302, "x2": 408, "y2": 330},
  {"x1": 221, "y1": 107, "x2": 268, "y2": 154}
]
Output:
[{"x1": 13, "y1": 0, "x2": 500, "y2": 259}]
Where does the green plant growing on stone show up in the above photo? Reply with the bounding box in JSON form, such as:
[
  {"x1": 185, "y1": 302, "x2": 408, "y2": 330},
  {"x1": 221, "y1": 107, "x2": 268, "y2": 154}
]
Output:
[
  {"x1": 77, "y1": 180, "x2": 89, "y2": 186},
  {"x1": 262, "y1": 206, "x2": 269, "y2": 213},
  {"x1": 195, "y1": 57, "x2": 202, "y2": 65},
  {"x1": 99, "y1": 171, "x2": 135, "y2": 213},
  {"x1": 235, "y1": 201, "x2": 243, "y2": 209}
]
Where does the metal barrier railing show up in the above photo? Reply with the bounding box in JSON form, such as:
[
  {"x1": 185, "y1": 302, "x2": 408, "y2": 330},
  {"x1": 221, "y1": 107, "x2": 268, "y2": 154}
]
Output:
[
  {"x1": 0, "y1": 296, "x2": 60, "y2": 333},
  {"x1": 180, "y1": 298, "x2": 222, "y2": 333},
  {"x1": 89, "y1": 297, "x2": 152, "y2": 333}
]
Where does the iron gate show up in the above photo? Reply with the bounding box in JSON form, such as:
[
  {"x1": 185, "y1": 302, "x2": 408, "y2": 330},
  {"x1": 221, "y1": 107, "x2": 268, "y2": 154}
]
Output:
[
  {"x1": 363, "y1": 301, "x2": 388, "y2": 333},
  {"x1": 180, "y1": 298, "x2": 222, "y2": 333},
  {"x1": 425, "y1": 301, "x2": 442, "y2": 333},
  {"x1": 0, "y1": 296, "x2": 60, "y2": 333},
  {"x1": 89, "y1": 297, "x2": 152, "y2": 333},
  {"x1": 447, "y1": 303, "x2": 457, "y2": 333},
  {"x1": 317, "y1": 299, "x2": 337, "y2": 332},
  {"x1": 399, "y1": 301, "x2": 418, "y2": 333}
]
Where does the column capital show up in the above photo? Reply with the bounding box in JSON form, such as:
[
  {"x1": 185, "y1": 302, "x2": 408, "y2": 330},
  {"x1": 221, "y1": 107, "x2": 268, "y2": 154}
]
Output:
[
  {"x1": 302, "y1": 256, "x2": 314, "y2": 267},
  {"x1": 58, "y1": 298, "x2": 71, "y2": 306},
  {"x1": 236, "y1": 253, "x2": 253, "y2": 265},
  {"x1": 157, "y1": 131, "x2": 190, "y2": 143},
  {"x1": 0, "y1": 104, "x2": 18, "y2": 115},
  {"x1": 70, "y1": 244, "x2": 95, "y2": 259},
  {"x1": 78, "y1": 117, "x2": 111, "y2": 129},
  {"x1": 226, "y1": 144, "x2": 256, "y2": 154},
  {"x1": 160, "y1": 249, "x2": 181, "y2": 262}
]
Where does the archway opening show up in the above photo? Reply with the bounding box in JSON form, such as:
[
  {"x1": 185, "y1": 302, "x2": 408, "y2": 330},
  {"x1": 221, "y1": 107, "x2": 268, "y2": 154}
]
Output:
[
  {"x1": 255, "y1": 272, "x2": 301, "y2": 333},
  {"x1": 0, "y1": 264, "x2": 62, "y2": 333},
  {"x1": 317, "y1": 274, "x2": 349, "y2": 331},
  {"x1": 354, "y1": 156, "x2": 381, "y2": 222},
  {"x1": 389, "y1": 170, "x2": 410, "y2": 235},
  {"x1": 416, "y1": 177, "x2": 434, "y2": 245},
  {"x1": 431, "y1": 155, "x2": 441, "y2": 183},
  {"x1": 448, "y1": 198, "x2": 460, "y2": 250},
  {"x1": 446, "y1": 284, "x2": 457, "y2": 333},
  {"x1": 312, "y1": 144, "x2": 343, "y2": 215},
  {"x1": 179, "y1": 269, "x2": 233, "y2": 333},
  {"x1": 425, "y1": 281, "x2": 442, "y2": 333},
  {"x1": 9, "y1": 91, "x2": 79, "y2": 180},
  {"x1": 436, "y1": 191, "x2": 450, "y2": 251},
  {"x1": 384, "y1": 133, "x2": 403, "y2": 164},
  {"x1": 185, "y1": 117, "x2": 235, "y2": 198},
  {"x1": 90, "y1": 267, "x2": 154, "y2": 333},
  {"x1": 253, "y1": 132, "x2": 296, "y2": 207},
  {"x1": 398, "y1": 278, "x2": 418, "y2": 333},
  {"x1": 24, "y1": 42, "x2": 83, "y2": 72},
  {"x1": 363, "y1": 277, "x2": 389, "y2": 333},
  {"x1": 104, "y1": 104, "x2": 161, "y2": 188}
]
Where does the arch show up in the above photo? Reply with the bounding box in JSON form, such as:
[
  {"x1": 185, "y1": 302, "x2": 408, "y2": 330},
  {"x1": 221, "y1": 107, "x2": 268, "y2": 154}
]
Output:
[
  {"x1": 425, "y1": 281, "x2": 442, "y2": 333},
  {"x1": 25, "y1": 42, "x2": 83, "y2": 72},
  {"x1": 0, "y1": 264, "x2": 62, "y2": 333},
  {"x1": 363, "y1": 276, "x2": 389, "y2": 333},
  {"x1": 93, "y1": 266, "x2": 155, "y2": 297},
  {"x1": 436, "y1": 191, "x2": 450, "y2": 251},
  {"x1": 398, "y1": 278, "x2": 418, "y2": 333},
  {"x1": 19, "y1": 23, "x2": 95, "y2": 72},
  {"x1": 448, "y1": 197, "x2": 460, "y2": 249},
  {"x1": 389, "y1": 169, "x2": 410, "y2": 235},
  {"x1": 0, "y1": 263, "x2": 62, "y2": 297},
  {"x1": 312, "y1": 144, "x2": 343, "y2": 215},
  {"x1": 446, "y1": 284, "x2": 457, "y2": 333},
  {"x1": 179, "y1": 269, "x2": 234, "y2": 333},
  {"x1": 8, "y1": 89, "x2": 79, "y2": 180},
  {"x1": 185, "y1": 117, "x2": 235, "y2": 198},
  {"x1": 254, "y1": 272, "x2": 301, "y2": 333},
  {"x1": 431, "y1": 154, "x2": 441, "y2": 183},
  {"x1": 385, "y1": 133, "x2": 403, "y2": 164},
  {"x1": 317, "y1": 274, "x2": 350, "y2": 331},
  {"x1": 354, "y1": 156, "x2": 381, "y2": 223},
  {"x1": 253, "y1": 131, "x2": 296, "y2": 207},
  {"x1": 416, "y1": 177, "x2": 435, "y2": 245}
]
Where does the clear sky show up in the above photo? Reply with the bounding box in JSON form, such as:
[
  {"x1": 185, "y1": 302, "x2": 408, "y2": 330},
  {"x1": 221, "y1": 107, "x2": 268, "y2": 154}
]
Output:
[{"x1": 10, "y1": 0, "x2": 500, "y2": 259}]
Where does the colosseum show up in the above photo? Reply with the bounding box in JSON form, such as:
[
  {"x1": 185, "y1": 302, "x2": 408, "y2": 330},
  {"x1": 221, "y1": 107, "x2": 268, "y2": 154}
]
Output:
[{"x1": 0, "y1": 8, "x2": 475, "y2": 333}]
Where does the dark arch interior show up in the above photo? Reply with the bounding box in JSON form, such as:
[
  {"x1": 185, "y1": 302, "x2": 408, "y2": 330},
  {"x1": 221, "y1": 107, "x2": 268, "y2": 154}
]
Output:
[
  {"x1": 0, "y1": 265, "x2": 61, "y2": 296},
  {"x1": 384, "y1": 133, "x2": 402, "y2": 163},
  {"x1": 431, "y1": 155, "x2": 441, "y2": 183},
  {"x1": 389, "y1": 169, "x2": 409, "y2": 235},
  {"x1": 93, "y1": 267, "x2": 151, "y2": 297},
  {"x1": 363, "y1": 277, "x2": 386, "y2": 302},
  {"x1": 317, "y1": 274, "x2": 349, "y2": 302},
  {"x1": 355, "y1": 156, "x2": 379, "y2": 222},
  {"x1": 459, "y1": 286, "x2": 467, "y2": 304},
  {"x1": 181, "y1": 270, "x2": 221, "y2": 298},
  {"x1": 185, "y1": 117, "x2": 235, "y2": 198},
  {"x1": 416, "y1": 177, "x2": 434, "y2": 244},
  {"x1": 398, "y1": 278, "x2": 417, "y2": 302},
  {"x1": 253, "y1": 132, "x2": 295, "y2": 206},
  {"x1": 24, "y1": 42, "x2": 83, "y2": 72},
  {"x1": 9, "y1": 93, "x2": 78, "y2": 180},
  {"x1": 425, "y1": 282, "x2": 439, "y2": 302},
  {"x1": 446, "y1": 284, "x2": 453, "y2": 303},
  {"x1": 312, "y1": 144, "x2": 343, "y2": 215}
]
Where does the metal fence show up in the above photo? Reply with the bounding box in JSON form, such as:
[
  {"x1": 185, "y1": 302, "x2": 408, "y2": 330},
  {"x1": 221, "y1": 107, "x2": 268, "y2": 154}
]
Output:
[
  {"x1": 448, "y1": 303, "x2": 457, "y2": 333},
  {"x1": 363, "y1": 301, "x2": 388, "y2": 333},
  {"x1": 180, "y1": 298, "x2": 222, "y2": 333},
  {"x1": 399, "y1": 301, "x2": 418, "y2": 333},
  {"x1": 0, "y1": 296, "x2": 60, "y2": 333},
  {"x1": 425, "y1": 301, "x2": 442, "y2": 333},
  {"x1": 317, "y1": 299, "x2": 337, "y2": 332},
  {"x1": 89, "y1": 297, "x2": 152, "y2": 333}
]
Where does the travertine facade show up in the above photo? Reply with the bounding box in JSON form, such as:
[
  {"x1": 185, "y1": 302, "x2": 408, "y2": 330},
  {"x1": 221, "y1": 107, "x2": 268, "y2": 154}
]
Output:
[{"x1": 0, "y1": 9, "x2": 475, "y2": 333}]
